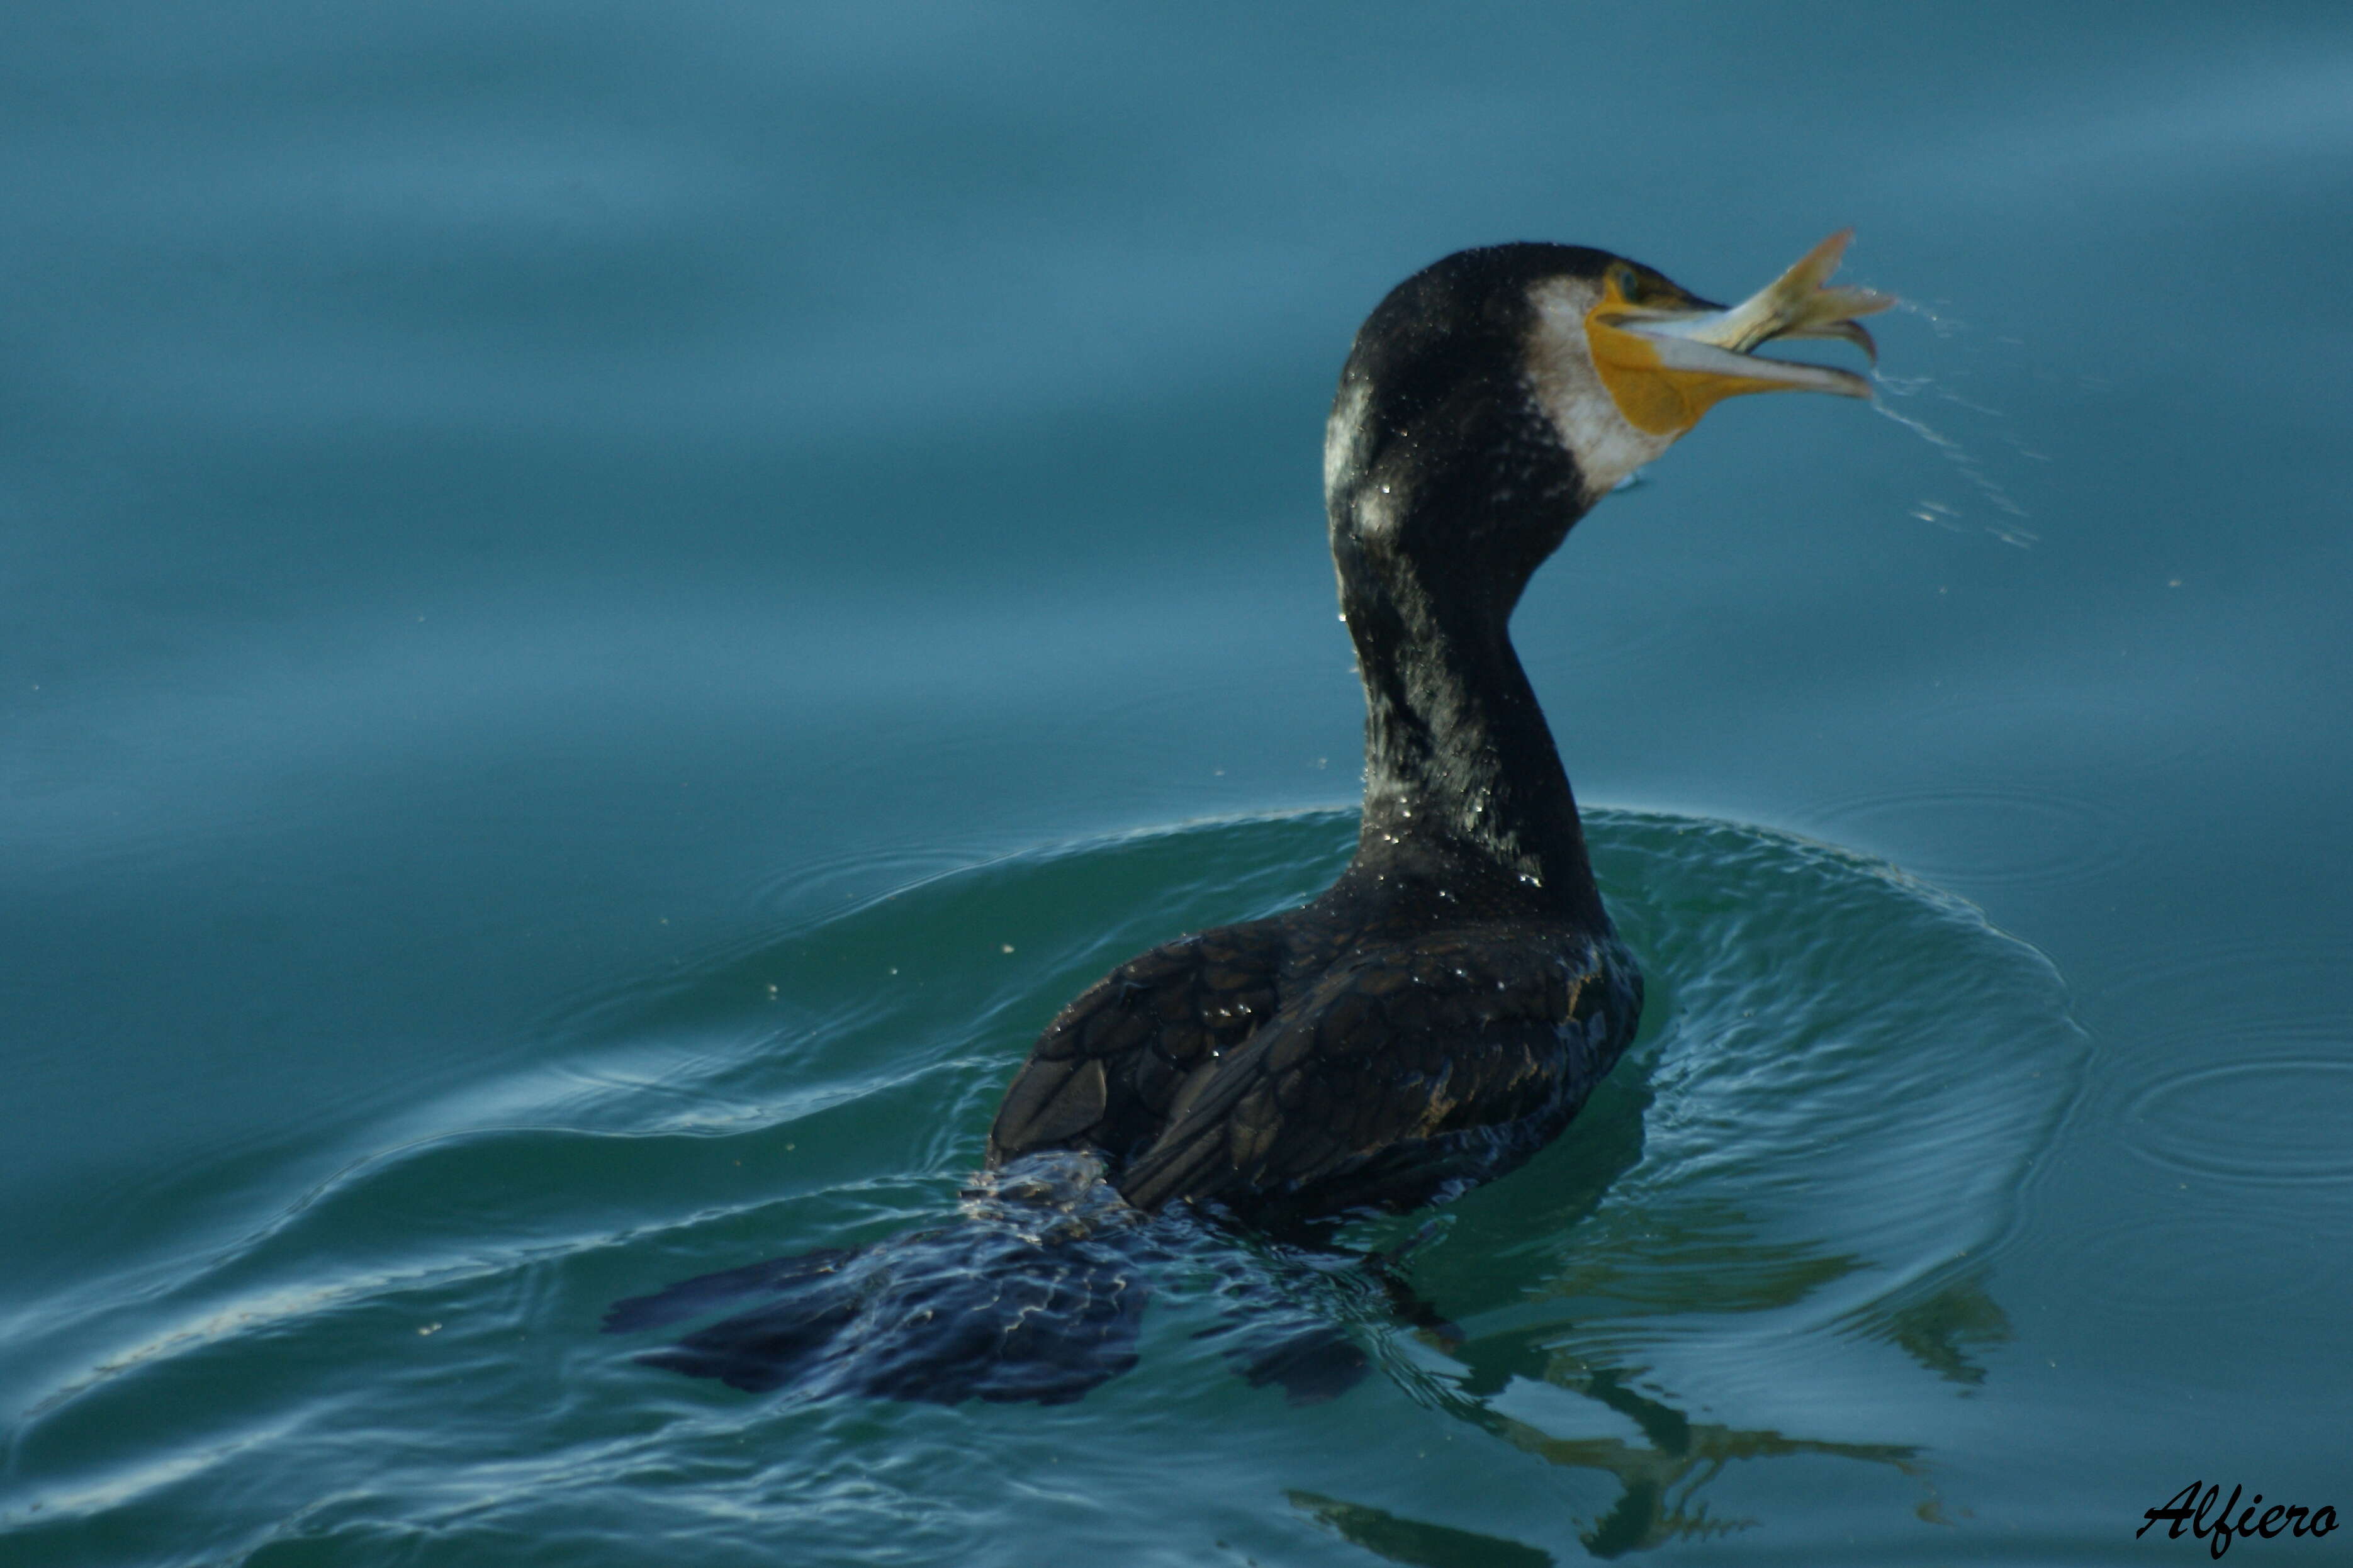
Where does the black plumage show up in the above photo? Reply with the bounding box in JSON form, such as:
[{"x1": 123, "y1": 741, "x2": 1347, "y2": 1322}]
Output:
[{"x1": 989, "y1": 245, "x2": 1648, "y2": 1221}]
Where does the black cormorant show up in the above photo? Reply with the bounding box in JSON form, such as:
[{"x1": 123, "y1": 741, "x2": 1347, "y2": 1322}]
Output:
[
  {"x1": 607, "y1": 231, "x2": 1889, "y2": 1402},
  {"x1": 991, "y1": 230, "x2": 1885, "y2": 1218}
]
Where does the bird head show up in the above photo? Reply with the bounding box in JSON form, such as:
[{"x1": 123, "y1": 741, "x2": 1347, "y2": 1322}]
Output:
[{"x1": 1325, "y1": 232, "x2": 1890, "y2": 585}]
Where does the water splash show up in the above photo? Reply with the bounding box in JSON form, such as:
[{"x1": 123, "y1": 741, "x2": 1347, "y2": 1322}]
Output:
[{"x1": 1868, "y1": 301, "x2": 2043, "y2": 548}]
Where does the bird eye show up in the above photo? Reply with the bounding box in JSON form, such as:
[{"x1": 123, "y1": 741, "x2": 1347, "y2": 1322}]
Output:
[{"x1": 1612, "y1": 266, "x2": 1641, "y2": 301}]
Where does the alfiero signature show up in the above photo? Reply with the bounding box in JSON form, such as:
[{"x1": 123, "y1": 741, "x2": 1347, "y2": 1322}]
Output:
[{"x1": 2141, "y1": 1483, "x2": 2338, "y2": 1558}]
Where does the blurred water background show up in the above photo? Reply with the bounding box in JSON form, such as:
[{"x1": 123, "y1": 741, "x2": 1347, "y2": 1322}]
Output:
[{"x1": 4, "y1": 3, "x2": 2350, "y2": 1564}]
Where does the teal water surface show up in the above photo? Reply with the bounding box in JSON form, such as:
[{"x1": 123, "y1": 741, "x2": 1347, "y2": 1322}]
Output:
[
  {"x1": 5, "y1": 3, "x2": 2351, "y2": 1564},
  {"x1": 6, "y1": 812, "x2": 2078, "y2": 1563}
]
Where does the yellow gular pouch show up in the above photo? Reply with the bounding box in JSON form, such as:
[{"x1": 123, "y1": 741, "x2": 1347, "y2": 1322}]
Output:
[
  {"x1": 1581, "y1": 235, "x2": 1889, "y2": 439},
  {"x1": 1585, "y1": 273, "x2": 1800, "y2": 438}
]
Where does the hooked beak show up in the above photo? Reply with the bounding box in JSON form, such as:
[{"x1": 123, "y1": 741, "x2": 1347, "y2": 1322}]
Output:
[{"x1": 1585, "y1": 229, "x2": 1894, "y2": 437}]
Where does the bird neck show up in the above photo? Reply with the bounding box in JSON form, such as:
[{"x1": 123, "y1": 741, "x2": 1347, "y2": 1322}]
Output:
[{"x1": 1332, "y1": 539, "x2": 1608, "y2": 931}]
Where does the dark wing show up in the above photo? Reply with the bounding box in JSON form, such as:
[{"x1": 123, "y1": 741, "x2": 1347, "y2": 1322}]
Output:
[
  {"x1": 1114, "y1": 928, "x2": 1616, "y2": 1213},
  {"x1": 987, "y1": 921, "x2": 1286, "y2": 1166}
]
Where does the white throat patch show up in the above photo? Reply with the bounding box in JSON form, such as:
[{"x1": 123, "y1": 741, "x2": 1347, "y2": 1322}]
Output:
[{"x1": 1523, "y1": 276, "x2": 1678, "y2": 498}]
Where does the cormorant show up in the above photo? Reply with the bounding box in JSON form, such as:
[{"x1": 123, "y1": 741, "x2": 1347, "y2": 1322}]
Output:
[
  {"x1": 991, "y1": 229, "x2": 1887, "y2": 1218},
  {"x1": 607, "y1": 231, "x2": 1888, "y2": 1402}
]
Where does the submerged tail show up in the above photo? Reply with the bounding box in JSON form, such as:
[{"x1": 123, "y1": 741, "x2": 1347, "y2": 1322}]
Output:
[
  {"x1": 602, "y1": 1151, "x2": 1150, "y2": 1406},
  {"x1": 604, "y1": 1150, "x2": 1406, "y2": 1407}
]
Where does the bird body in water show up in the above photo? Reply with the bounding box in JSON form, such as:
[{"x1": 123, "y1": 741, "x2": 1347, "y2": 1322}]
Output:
[{"x1": 608, "y1": 231, "x2": 1889, "y2": 1402}]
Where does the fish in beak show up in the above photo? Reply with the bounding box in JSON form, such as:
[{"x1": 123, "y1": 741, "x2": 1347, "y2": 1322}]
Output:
[{"x1": 1585, "y1": 228, "x2": 1894, "y2": 437}]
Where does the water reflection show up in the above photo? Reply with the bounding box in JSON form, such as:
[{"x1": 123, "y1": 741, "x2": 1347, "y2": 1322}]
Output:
[
  {"x1": 1296, "y1": 1246, "x2": 2004, "y2": 1559},
  {"x1": 1295, "y1": 1366, "x2": 1924, "y2": 1562},
  {"x1": 1293, "y1": 1487, "x2": 1562, "y2": 1567},
  {"x1": 1318, "y1": 1250, "x2": 1997, "y2": 1557}
]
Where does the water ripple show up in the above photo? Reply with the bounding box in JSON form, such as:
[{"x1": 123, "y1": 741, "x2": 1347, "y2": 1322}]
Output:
[
  {"x1": 2, "y1": 809, "x2": 2086, "y2": 1564},
  {"x1": 1806, "y1": 783, "x2": 2136, "y2": 893},
  {"x1": 2124, "y1": 1058, "x2": 2353, "y2": 1186}
]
